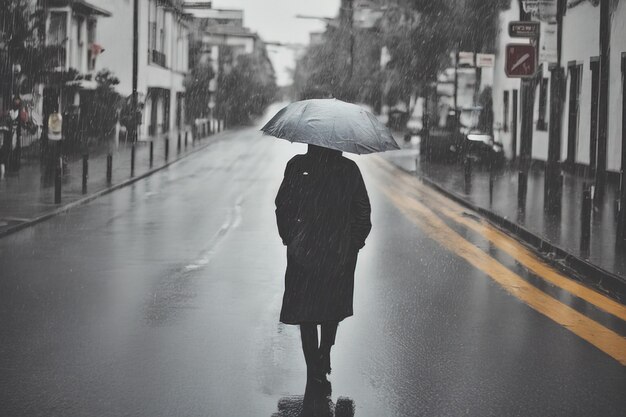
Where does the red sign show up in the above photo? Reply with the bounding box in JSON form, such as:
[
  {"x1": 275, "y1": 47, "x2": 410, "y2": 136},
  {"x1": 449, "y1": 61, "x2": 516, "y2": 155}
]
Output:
[{"x1": 505, "y1": 44, "x2": 537, "y2": 78}]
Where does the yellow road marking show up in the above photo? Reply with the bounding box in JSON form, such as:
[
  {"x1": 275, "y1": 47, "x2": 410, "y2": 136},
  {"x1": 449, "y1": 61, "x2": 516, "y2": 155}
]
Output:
[
  {"x1": 367, "y1": 159, "x2": 626, "y2": 365},
  {"x1": 369, "y1": 157, "x2": 626, "y2": 323}
]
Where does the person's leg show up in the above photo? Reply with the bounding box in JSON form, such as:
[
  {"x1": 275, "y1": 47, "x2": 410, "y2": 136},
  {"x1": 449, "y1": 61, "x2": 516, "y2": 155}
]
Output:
[
  {"x1": 319, "y1": 321, "x2": 339, "y2": 374},
  {"x1": 320, "y1": 321, "x2": 338, "y2": 350},
  {"x1": 300, "y1": 323, "x2": 319, "y2": 376}
]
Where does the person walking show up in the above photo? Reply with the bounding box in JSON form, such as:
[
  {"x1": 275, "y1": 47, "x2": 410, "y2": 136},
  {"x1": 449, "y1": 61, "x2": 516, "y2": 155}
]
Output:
[
  {"x1": 275, "y1": 144, "x2": 372, "y2": 382},
  {"x1": 262, "y1": 98, "x2": 399, "y2": 384}
]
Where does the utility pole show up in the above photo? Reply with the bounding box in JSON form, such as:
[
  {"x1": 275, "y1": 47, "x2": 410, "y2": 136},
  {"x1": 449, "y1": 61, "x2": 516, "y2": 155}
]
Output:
[
  {"x1": 348, "y1": 0, "x2": 354, "y2": 83},
  {"x1": 131, "y1": 0, "x2": 139, "y2": 143}
]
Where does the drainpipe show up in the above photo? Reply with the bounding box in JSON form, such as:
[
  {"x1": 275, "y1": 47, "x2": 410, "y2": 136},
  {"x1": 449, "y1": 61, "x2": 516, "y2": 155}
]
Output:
[{"x1": 595, "y1": 0, "x2": 610, "y2": 198}]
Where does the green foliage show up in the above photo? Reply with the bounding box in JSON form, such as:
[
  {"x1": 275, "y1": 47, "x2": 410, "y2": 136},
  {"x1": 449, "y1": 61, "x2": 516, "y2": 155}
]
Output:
[
  {"x1": 82, "y1": 69, "x2": 122, "y2": 136},
  {"x1": 292, "y1": 24, "x2": 382, "y2": 106},
  {"x1": 184, "y1": 40, "x2": 216, "y2": 121},
  {"x1": 215, "y1": 50, "x2": 277, "y2": 126},
  {"x1": 292, "y1": 0, "x2": 509, "y2": 114}
]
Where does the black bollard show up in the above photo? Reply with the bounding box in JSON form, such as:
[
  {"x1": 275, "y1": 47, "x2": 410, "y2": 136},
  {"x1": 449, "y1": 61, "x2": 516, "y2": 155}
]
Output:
[
  {"x1": 54, "y1": 157, "x2": 62, "y2": 204},
  {"x1": 106, "y1": 153, "x2": 113, "y2": 184},
  {"x1": 463, "y1": 156, "x2": 472, "y2": 194},
  {"x1": 518, "y1": 170, "x2": 528, "y2": 212},
  {"x1": 185, "y1": 131, "x2": 188, "y2": 148},
  {"x1": 488, "y1": 166, "x2": 495, "y2": 206},
  {"x1": 165, "y1": 137, "x2": 169, "y2": 161},
  {"x1": 149, "y1": 141, "x2": 154, "y2": 167},
  {"x1": 82, "y1": 154, "x2": 88, "y2": 194},
  {"x1": 177, "y1": 132, "x2": 181, "y2": 152},
  {"x1": 130, "y1": 144, "x2": 135, "y2": 177},
  {"x1": 581, "y1": 183, "x2": 593, "y2": 254},
  {"x1": 463, "y1": 156, "x2": 472, "y2": 179}
]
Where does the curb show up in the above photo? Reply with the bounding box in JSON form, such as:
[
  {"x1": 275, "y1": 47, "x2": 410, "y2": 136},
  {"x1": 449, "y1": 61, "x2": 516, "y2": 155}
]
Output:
[
  {"x1": 389, "y1": 160, "x2": 626, "y2": 303},
  {"x1": 0, "y1": 133, "x2": 226, "y2": 240}
]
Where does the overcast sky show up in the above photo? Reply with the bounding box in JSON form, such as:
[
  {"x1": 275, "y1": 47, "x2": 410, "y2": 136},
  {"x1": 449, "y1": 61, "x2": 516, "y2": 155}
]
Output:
[{"x1": 211, "y1": 0, "x2": 340, "y2": 86}]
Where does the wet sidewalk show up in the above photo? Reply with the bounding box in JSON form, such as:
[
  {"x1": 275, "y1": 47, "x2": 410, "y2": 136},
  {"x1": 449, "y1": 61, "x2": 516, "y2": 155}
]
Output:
[
  {"x1": 0, "y1": 129, "x2": 221, "y2": 236},
  {"x1": 382, "y1": 139, "x2": 626, "y2": 286}
]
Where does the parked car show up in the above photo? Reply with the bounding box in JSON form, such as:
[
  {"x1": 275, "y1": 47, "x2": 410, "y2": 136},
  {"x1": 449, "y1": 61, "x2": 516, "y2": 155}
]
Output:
[
  {"x1": 420, "y1": 110, "x2": 461, "y2": 162},
  {"x1": 457, "y1": 107, "x2": 504, "y2": 166},
  {"x1": 422, "y1": 107, "x2": 503, "y2": 165}
]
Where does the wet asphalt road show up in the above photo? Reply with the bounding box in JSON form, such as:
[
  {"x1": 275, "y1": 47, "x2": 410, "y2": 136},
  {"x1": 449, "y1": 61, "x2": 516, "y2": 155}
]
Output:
[{"x1": 1, "y1": 107, "x2": 626, "y2": 416}]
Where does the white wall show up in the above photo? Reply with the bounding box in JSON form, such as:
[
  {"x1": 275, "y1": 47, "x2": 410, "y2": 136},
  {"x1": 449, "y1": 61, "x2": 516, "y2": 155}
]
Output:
[
  {"x1": 93, "y1": 0, "x2": 188, "y2": 138},
  {"x1": 492, "y1": 2, "x2": 523, "y2": 159},
  {"x1": 560, "y1": 1, "x2": 600, "y2": 165},
  {"x1": 608, "y1": 0, "x2": 626, "y2": 172}
]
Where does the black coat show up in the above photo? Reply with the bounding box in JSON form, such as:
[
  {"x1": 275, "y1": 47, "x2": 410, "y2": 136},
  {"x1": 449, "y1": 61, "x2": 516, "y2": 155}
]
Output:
[{"x1": 275, "y1": 147, "x2": 372, "y2": 325}]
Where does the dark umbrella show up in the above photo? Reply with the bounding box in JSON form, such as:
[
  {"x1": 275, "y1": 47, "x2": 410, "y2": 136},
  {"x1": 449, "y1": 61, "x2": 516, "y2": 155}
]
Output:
[{"x1": 261, "y1": 99, "x2": 400, "y2": 154}]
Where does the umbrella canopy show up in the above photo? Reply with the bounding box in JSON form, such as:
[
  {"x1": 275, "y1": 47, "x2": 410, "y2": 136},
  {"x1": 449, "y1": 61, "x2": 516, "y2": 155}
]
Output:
[{"x1": 261, "y1": 99, "x2": 400, "y2": 154}]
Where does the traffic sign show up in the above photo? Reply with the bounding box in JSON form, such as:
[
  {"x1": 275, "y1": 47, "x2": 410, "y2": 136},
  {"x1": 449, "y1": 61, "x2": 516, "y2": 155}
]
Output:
[
  {"x1": 505, "y1": 44, "x2": 537, "y2": 78},
  {"x1": 509, "y1": 21, "x2": 540, "y2": 38}
]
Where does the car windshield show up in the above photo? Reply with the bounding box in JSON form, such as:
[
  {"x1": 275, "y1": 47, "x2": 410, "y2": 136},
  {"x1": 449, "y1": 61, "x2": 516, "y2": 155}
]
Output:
[{"x1": 459, "y1": 109, "x2": 481, "y2": 129}]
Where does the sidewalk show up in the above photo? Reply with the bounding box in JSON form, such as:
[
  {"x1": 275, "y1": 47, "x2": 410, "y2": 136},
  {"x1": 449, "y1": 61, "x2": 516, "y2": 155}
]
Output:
[
  {"x1": 382, "y1": 137, "x2": 626, "y2": 295},
  {"x1": 0, "y1": 129, "x2": 221, "y2": 236}
]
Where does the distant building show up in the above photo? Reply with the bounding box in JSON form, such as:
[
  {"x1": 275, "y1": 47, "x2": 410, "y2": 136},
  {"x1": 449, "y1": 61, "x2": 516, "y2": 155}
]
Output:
[
  {"x1": 92, "y1": 0, "x2": 190, "y2": 140},
  {"x1": 184, "y1": 4, "x2": 273, "y2": 119}
]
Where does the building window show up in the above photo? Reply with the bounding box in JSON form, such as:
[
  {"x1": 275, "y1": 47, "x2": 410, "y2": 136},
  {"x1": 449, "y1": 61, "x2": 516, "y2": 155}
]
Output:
[
  {"x1": 148, "y1": 3, "x2": 167, "y2": 68},
  {"x1": 87, "y1": 20, "x2": 96, "y2": 71},
  {"x1": 75, "y1": 16, "x2": 84, "y2": 71},
  {"x1": 589, "y1": 58, "x2": 600, "y2": 173},
  {"x1": 503, "y1": 91, "x2": 510, "y2": 132},
  {"x1": 159, "y1": 8, "x2": 165, "y2": 54},
  {"x1": 537, "y1": 78, "x2": 548, "y2": 131},
  {"x1": 48, "y1": 11, "x2": 68, "y2": 68},
  {"x1": 566, "y1": 63, "x2": 583, "y2": 166},
  {"x1": 148, "y1": 0, "x2": 157, "y2": 60}
]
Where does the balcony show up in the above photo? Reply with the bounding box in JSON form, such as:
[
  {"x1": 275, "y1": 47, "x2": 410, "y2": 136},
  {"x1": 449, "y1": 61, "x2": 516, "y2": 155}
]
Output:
[{"x1": 151, "y1": 49, "x2": 167, "y2": 68}]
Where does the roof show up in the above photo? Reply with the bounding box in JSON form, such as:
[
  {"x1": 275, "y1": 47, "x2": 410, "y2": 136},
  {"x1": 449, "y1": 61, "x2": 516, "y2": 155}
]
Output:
[{"x1": 48, "y1": 0, "x2": 112, "y2": 17}]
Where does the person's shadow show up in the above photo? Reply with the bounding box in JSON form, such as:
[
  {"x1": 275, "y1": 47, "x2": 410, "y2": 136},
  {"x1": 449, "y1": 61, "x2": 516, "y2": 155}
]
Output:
[{"x1": 271, "y1": 380, "x2": 355, "y2": 417}]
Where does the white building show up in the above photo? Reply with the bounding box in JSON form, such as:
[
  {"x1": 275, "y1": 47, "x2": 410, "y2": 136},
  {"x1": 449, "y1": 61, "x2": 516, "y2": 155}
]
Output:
[
  {"x1": 492, "y1": 0, "x2": 626, "y2": 179},
  {"x1": 25, "y1": 0, "x2": 111, "y2": 144},
  {"x1": 91, "y1": 0, "x2": 190, "y2": 140}
]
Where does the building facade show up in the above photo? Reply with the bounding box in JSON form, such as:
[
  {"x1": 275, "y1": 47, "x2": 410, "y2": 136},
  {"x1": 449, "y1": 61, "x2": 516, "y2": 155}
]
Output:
[
  {"x1": 16, "y1": 0, "x2": 112, "y2": 146},
  {"x1": 492, "y1": 0, "x2": 626, "y2": 179},
  {"x1": 92, "y1": 0, "x2": 190, "y2": 140}
]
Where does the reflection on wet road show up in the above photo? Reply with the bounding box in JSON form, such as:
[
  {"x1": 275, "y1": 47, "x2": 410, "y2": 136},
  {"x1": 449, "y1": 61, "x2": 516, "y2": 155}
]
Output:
[{"x1": 1, "y1": 108, "x2": 625, "y2": 416}]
